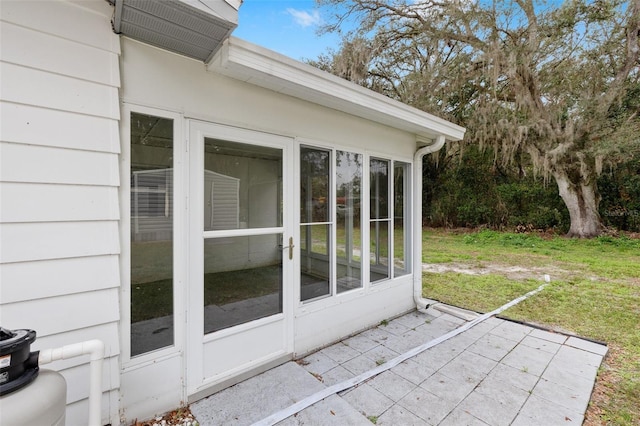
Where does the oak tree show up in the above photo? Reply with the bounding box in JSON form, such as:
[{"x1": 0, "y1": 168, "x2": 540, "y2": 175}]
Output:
[{"x1": 316, "y1": 0, "x2": 640, "y2": 237}]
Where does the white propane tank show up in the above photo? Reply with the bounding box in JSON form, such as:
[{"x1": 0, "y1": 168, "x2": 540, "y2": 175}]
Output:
[{"x1": 0, "y1": 369, "x2": 67, "y2": 426}]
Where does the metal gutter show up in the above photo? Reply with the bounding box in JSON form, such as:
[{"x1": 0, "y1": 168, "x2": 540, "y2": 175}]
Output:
[{"x1": 413, "y1": 135, "x2": 446, "y2": 310}]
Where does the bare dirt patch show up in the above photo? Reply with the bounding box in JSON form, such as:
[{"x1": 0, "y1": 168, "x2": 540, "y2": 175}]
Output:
[
  {"x1": 583, "y1": 344, "x2": 624, "y2": 426},
  {"x1": 422, "y1": 262, "x2": 573, "y2": 281}
]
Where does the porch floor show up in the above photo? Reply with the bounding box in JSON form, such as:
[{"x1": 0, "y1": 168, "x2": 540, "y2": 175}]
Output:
[{"x1": 190, "y1": 305, "x2": 607, "y2": 425}]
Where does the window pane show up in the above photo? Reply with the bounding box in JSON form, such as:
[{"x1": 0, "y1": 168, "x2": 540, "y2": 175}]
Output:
[
  {"x1": 204, "y1": 138, "x2": 282, "y2": 230},
  {"x1": 204, "y1": 235, "x2": 282, "y2": 333},
  {"x1": 130, "y1": 112, "x2": 174, "y2": 356},
  {"x1": 370, "y1": 158, "x2": 389, "y2": 219},
  {"x1": 336, "y1": 151, "x2": 362, "y2": 292},
  {"x1": 300, "y1": 146, "x2": 332, "y2": 302},
  {"x1": 300, "y1": 147, "x2": 330, "y2": 224},
  {"x1": 370, "y1": 221, "x2": 390, "y2": 282},
  {"x1": 300, "y1": 224, "x2": 331, "y2": 301},
  {"x1": 369, "y1": 158, "x2": 391, "y2": 284},
  {"x1": 394, "y1": 162, "x2": 410, "y2": 276}
]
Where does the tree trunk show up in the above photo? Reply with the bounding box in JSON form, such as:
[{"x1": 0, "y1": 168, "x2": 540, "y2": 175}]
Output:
[{"x1": 553, "y1": 169, "x2": 602, "y2": 238}]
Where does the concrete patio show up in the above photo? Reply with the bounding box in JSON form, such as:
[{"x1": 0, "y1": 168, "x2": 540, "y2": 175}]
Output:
[{"x1": 190, "y1": 305, "x2": 607, "y2": 425}]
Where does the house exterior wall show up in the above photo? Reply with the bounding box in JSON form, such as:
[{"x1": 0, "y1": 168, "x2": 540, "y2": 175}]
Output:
[
  {"x1": 120, "y1": 38, "x2": 417, "y2": 157},
  {"x1": 120, "y1": 35, "x2": 417, "y2": 381},
  {"x1": 1, "y1": 2, "x2": 431, "y2": 422},
  {"x1": 0, "y1": 1, "x2": 121, "y2": 425}
]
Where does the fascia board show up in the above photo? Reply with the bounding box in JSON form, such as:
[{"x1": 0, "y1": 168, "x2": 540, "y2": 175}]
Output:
[
  {"x1": 180, "y1": 0, "x2": 239, "y2": 23},
  {"x1": 208, "y1": 37, "x2": 466, "y2": 141}
]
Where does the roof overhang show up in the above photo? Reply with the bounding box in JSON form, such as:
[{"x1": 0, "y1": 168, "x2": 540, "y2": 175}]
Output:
[
  {"x1": 207, "y1": 37, "x2": 466, "y2": 142},
  {"x1": 112, "y1": 0, "x2": 238, "y2": 63}
]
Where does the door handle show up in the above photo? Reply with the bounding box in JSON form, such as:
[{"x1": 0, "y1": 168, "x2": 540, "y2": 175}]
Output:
[{"x1": 280, "y1": 237, "x2": 294, "y2": 260}]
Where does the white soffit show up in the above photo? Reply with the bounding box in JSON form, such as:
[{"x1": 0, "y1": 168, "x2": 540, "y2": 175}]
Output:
[
  {"x1": 207, "y1": 37, "x2": 466, "y2": 141},
  {"x1": 113, "y1": 0, "x2": 237, "y2": 63}
]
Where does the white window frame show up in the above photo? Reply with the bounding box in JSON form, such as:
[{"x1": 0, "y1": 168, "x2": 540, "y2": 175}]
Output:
[
  {"x1": 296, "y1": 139, "x2": 413, "y2": 308},
  {"x1": 369, "y1": 156, "x2": 393, "y2": 283},
  {"x1": 365, "y1": 151, "x2": 413, "y2": 285},
  {"x1": 391, "y1": 159, "x2": 412, "y2": 279},
  {"x1": 120, "y1": 103, "x2": 187, "y2": 368},
  {"x1": 334, "y1": 146, "x2": 366, "y2": 297}
]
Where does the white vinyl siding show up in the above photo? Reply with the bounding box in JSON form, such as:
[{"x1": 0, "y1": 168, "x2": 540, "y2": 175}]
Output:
[
  {"x1": 0, "y1": 222, "x2": 120, "y2": 263},
  {"x1": 0, "y1": 20, "x2": 120, "y2": 85},
  {"x1": 0, "y1": 183, "x2": 119, "y2": 223},
  {"x1": 0, "y1": 255, "x2": 120, "y2": 303},
  {"x1": 0, "y1": 62, "x2": 119, "y2": 118},
  {"x1": 1, "y1": 103, "x2": 120, "y2": 153},
  {"x1": 1, "y1": 143, "x2": 119, "y2": 185},
  {"x1": 0, "y1": 1, "x2": 121, "y2": 425}
]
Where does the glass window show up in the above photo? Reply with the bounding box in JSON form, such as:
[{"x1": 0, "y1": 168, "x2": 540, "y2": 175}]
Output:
[
  {"x1": 336, "y1": 151, "x2": 362, "y2": 293},
  {"x1": 300, "y1": 146, "x2": 409, "y2": 301},
  {"x1": 204, "y1": 139, "x2": 282, "y2": 230},
  {"x1": 300, "y1": 147, "x2": 331, "y2": 301},
  {"x1": 130, "y1": 112, "x2": 174, "y2": 356},
  {"x1": 300, "y1": 224, "x2": 331, "y2": 300},
  {"x1": 394, "y1": 162, "x2": 411, "y2": 276},
  {"x1": 204, "y1": 236, "x2": 282, "y2": 333},
  {"x1": 370, "y1": 158, "x2": 390, "y2": 282},
  {"x1": 203, "y1": 139, "x2": 284, "y2": 332}
]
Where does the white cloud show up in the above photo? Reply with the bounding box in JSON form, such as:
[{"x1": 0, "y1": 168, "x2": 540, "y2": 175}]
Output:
[{"x1": 286, "y1": 8, "x2": 323, "y2": 28}]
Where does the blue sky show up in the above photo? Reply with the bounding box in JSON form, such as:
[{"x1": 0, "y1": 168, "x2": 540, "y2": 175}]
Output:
[{"x1": 233, "y1": 0, "x2": 343, "y2": 61}]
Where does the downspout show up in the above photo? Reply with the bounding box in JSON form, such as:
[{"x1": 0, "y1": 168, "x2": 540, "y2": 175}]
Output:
[
  {"x1": 39, "y1": 340, "x2": 105, "y2": 426},
  {"x1": 413, "y1": 135, "x2": 446, "y2": 310}
]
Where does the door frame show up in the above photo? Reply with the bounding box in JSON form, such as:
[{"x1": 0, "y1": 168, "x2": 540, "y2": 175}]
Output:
[
  {"x1": 186, "y1": 120, "x2": 295, "y2": 397},
  {"x1": 120, "y1": 104, "x2": 188, "y2": 421}
]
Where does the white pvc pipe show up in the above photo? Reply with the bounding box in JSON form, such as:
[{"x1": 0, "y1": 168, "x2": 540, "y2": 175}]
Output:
[
  {"x1": 39, "y1": 339, "x2": 105, "y2": 426},
  {"x1": 413, "y1": 135, "x2": 446, "y2": 310}
]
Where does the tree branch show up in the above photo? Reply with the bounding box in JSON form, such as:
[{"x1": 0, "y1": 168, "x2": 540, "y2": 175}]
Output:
[{"x1": 596, "y1": 0, "x2": 640, "y2": 115}]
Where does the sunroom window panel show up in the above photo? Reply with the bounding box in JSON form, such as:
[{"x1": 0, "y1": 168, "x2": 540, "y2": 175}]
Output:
[
  {"x1": 336, "y1": 150, "x2": 362, "y2": 293},
  {"x1": 203, "y1": 235, "x2": 283, "y2": 333},
  {"x1": 370, "y1": 158, "x2": 389, "y2": 219},
  {"x1": 204, "y1": 139, "x2": 282, "y2": 230},
  {"x1": 300, "y1": 224, "x2": 331, "y2": 301},
  {"x1": 201, "y1": 138, "x2": 285, "y2": 332},
  {"x1": 130, "y1": 112, "x2": 174, "y2": 356},
  {"x1": 394, "y1": 162, "x2": 411, "y2": 276},
  {"x1": 300, "y1": 147, "x2": 330, "y2": 224},
  {"x1": 370, "y1": 158, "x2": 391, "y2": 283},
  {"x1": 370, "y1": 221, "x2": 390, "y2": 281},
  {"x1": 300, "y1": 146, "x2": 332, "y2": 301}
]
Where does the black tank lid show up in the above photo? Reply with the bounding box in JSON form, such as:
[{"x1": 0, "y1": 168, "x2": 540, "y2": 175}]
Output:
[{"x1": 0, "y1": 327, "x2": 39, "y2": 396}]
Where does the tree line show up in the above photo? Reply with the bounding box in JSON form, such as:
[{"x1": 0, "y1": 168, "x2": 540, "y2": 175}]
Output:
[{"x1": 422, "y1": 143, "x2": 640, "y2": 232}]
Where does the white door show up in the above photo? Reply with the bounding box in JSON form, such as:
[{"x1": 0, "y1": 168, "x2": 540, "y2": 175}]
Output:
[{"x1": 187, "y1": 121, "x2": 294, "y2": 396}]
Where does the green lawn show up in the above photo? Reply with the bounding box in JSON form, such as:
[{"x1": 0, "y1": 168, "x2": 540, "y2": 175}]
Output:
[{"x1": 421, "y1": 228, "x2": 640, "y2": 425}]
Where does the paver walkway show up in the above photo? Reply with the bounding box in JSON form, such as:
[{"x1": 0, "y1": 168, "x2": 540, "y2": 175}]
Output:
[{"x1": 190, "y1": 305, "x2": 607, "y2": 425}]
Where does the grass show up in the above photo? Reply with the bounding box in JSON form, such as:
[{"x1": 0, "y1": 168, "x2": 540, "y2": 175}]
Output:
[{"x1": 421, "y1": 228, "x2": 640, "y2": 425}]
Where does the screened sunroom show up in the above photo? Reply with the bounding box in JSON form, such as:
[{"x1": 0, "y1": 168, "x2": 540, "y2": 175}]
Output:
[
  {"x1": 0, "y1": 0, "x2": 464, "y2": 424},
  {"x1": 119, "y1": 36, "x2": 465, "y2": 420}
]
